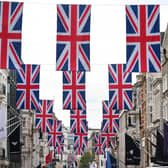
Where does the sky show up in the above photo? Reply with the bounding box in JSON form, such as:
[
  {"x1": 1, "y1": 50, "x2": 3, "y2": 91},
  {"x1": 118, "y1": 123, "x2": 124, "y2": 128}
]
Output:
[{"x1": 18, "y1": 0, "x2": 168, "y2": 129}]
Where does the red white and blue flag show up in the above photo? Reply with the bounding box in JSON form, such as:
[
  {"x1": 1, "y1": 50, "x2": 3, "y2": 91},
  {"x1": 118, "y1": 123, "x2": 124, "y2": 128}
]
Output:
[
  {"x1": 16, "y1": 64, "x2": 40, "y2": 109},
  {"x1": 35, "y1": 100, "x2": 54, "y2": 133},
  {"x1": 102, "y1": 101, "x2": 119, "y2": 134},
  {"x1": 70, "y1": 110, "x2": 87, "y2": 133},
  {"x1": 45, "y1": 151, "x2": 53, "y2": 165},
  {"x1": 56, "y1": 4, "x2": 91, "y2": 71},
  {"x1": 63, "y1": 71, "x2": 86, "y2": 110},
  {"x1": 126, "y1": 5, "x2": 161, "y2": 72},
  {"x1": 101, "y1": 120, "x2": 108, "y2": 134},
  {"x1": 101, "y1": 133, "x2": 116, "y2": 150},
  {"x1": 94, "y1": 133, "x2": 104, "y2": 155},
  {"x1": 108, "y1": 64, "x2": 132, "y2": 110},
  {"x1": 54, "y1": 134, "x2": 64, "y2": 155},
  {"x1": 74, "y1": 132, "x2": 88, "y2": 155},
  {"x1": 48, "y1": 120, "x2": 62, "y2": 147},
  {"x1": 0, "y1": 2, "x2": 23, "y2": 69}
]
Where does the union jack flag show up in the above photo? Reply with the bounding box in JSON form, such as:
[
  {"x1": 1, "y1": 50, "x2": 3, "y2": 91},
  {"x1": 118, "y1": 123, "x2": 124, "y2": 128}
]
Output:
[
  {"x1": 35, "y1": 100, "x2": 54, "y2": 133},
  {"x1": 126, "y1": 5, "x2": 161, "y2": 72},
  {"x1": 45, "y1": 151, "x2": 53, "y2": 165},
  {"x1": 63, "y1": 71, "x2": 86, "y2": 110},
  {"x1": 70, "y1": 110, "x2": 87, "y2": 133},
  {"x1": 74, "y1": 132, "x2": 88, "y2": 155},
  {"x1": 16, "y1": 64, "x2": 40, "y2": 109},
  {"x1": 109, "y1": 64, "x2": 132, "y2": 110},
  {"x1": 48, "y1": 120, "x2": 62, "y2": 147},
  {"x1": 0, "y1": 2, "x2": 23, "y2": 69},
  {"x1": 54, "y1": 134, "x2": 64, "y2": 154},
  {"x1": 101, "y1": 120, "x2": 108, "y2": 134},
  {"x1": 101, "y1": 133, "x2": 116, "y2": 150},
  {"x1": 94, "y1": 133, "x2": 104, "y2": 155},
  {"x1": 102, "y1": 101, "x2": 119, "y2": 134},
  {"x1": 56, "y1": 4, "x2": 91, "y2": 71}
]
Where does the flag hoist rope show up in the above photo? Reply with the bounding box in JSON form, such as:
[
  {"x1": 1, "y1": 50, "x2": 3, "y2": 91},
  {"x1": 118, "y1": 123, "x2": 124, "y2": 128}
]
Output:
[{"x1": 4, "y1": 0, "x2": 168, "y2": 5}]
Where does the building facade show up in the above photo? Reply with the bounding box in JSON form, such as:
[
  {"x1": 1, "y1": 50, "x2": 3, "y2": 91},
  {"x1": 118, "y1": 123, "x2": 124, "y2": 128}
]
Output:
[
  {"x1": 20, "y1": 109, "x2": 34, "y2": 168},
  {"x1": 7, "y1": 70, "x2": 22, "y2": 168},
  {"x1": 162, "y1": 25, "x2": 168, "y2": 122},
  {"x1": 0, "y1": 69, "x2": 9, "y2": 168}
]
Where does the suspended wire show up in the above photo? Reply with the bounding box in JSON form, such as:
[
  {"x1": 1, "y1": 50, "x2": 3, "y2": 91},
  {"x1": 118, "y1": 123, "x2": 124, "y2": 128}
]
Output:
[
  {"x1": 6, "y1": 0, "x2": 168, "y2": 6},
  {"x1": 7, "y1": 120, "x2": 20, "y2": 128},
  {"x1": 8, "y1": 63, "x2": 114, "y2": 71},
  {"x1": 7, "y1": 123, "x2": 21, "y2": 137},
  {"x1": 8, "y1": 107, "x2": 23, "y2": 121},
  {"x1": 7, "y1": 115, "x2": 18, "y2": 122}
]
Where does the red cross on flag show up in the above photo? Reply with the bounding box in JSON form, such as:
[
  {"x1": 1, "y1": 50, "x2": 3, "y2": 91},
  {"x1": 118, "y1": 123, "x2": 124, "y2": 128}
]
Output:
[{"x1": 0, "y1": 2, "x2": 23, "y2": 69}]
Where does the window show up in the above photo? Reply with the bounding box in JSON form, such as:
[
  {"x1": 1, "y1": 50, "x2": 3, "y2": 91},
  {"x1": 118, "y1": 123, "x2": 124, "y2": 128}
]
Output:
[
  {"x1": 0, "y1": 83, "x2": 6, "y2": 95},
  {"x1": 23, "y1": 136, "x2": 26, "y2": 146},
  {"x1": 149, "y1": 83, "x2": 152, "y2": 91},
  {"x1": 128, "y1": 115, "x2": 136, "y2": 126},
  {"x1": 2, "y1": 84, "x2": 6, "y2": 95},
  {"x1": 22, "y1": 118, "x2": 26, "y2": 127},
  {"x1": 155, "y1": 94, "x2": 160, "y2": 120},
  {"x1": 132, "y1": 115, "x2": 136, "y2": 125},
  {"x1": 163, "y1": 74, "x2": 168, "y2": 92},
  {"x1": 148, "y1": 106, "x2": 153, "y2": 123},
  {"x1": 150, "y1": 113, "x2": 152, "y2": 123}
]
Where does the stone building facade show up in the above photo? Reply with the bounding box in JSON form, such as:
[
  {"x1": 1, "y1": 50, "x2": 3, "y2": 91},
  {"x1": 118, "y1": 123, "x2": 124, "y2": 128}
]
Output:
[
  {"x1": 0, "y1": 70, "x2": 9, "y2": 168},
  {"x1": 162, "y1": 25, "x2": 168, "y2": 122},
  {"x1": 20, "y1": 109, "x2": 34, "y2": 168}
]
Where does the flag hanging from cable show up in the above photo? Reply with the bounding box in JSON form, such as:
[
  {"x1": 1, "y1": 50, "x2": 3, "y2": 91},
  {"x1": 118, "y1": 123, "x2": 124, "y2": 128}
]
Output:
[
  {"x1": 74, "y1": 132, "x2": 88, "y2": 155},
  {"x1": 16, "y1": 64, "x2": 40, "y2": 109},
  {"x1": 54, "y1": 134, "x2": 64, "y2": 155},
  {"x1": 108, "y1": 64, "x2": 132, "y2": 110},
  {"x1": 101, "y1": 133, "x2": 116, "y2": 151},
  {"x1": 56, "y1": 4, "x2": 91, "y2": 71},
  {"x1": 48, "y1": 120, "x2": 62, "y2": 147},
  {"x1": 63, "y1": 71, "x2": 86, "y2": 110},
  {"x1": 70, "y1": 110, "x2": 87, "y2": 133},
  {"x1": 94, "y1": 133, "x2": 104, "y2": 155},
  {"x1": 102, "y1": 100, "x2": 119, "y2": 134},
  {"x1": 0, "y1": 1, "x2": 24, "y2": 70},
  {"x1": 35, "y1": 100, "x2": 54, "y2": 133},
  {"x1": 126, "y1": 5, "x2": 161, "y2": 72}
]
